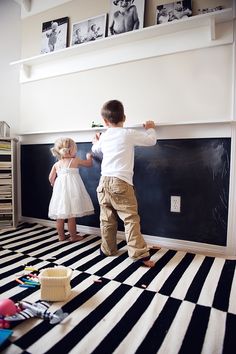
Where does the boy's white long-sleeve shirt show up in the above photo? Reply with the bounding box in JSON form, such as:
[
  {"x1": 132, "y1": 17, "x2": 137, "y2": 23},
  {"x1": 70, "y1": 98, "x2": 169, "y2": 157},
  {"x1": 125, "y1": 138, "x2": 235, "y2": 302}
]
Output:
[{"x1": 91, "y1": 127, "x2": 157, "y2": 185}]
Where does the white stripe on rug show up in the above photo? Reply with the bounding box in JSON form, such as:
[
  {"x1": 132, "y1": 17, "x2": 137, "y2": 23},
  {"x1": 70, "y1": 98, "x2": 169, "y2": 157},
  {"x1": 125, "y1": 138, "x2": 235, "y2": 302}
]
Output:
[
  {"x1": 157, "y1": 300, "x2": 196, "y2": 354},
  {"x1": 26, "y1": 279, "x2": 122, "y2": 353},
  {"x1": 113, "y1": 292, "x2": 168, "y2": 354},
  {"x1": 198, "y1": 257, "x2": 225, "y2": 307},
  {"x1": 201, "y1": 308, "x2": 226, "y2": 354},
  {"x1": 171, "y1": 254, "x2": 206, "y2": 300},
  {"x1": 144, "y1": 250, "x2": 187, "y2": 293},
  {"x1": 228, "y1": 262, "x2": 236, "y2": 314}
]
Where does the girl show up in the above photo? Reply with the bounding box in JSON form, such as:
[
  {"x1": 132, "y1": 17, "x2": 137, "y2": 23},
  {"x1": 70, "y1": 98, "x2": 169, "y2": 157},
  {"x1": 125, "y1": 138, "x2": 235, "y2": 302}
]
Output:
[{"x1": 48, "y1": 138, "x2": 94, "y2": 242}]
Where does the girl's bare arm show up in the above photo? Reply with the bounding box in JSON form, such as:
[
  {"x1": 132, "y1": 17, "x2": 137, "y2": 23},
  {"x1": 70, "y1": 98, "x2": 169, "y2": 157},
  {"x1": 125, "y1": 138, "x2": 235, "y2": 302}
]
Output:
[
  {"x1": 49, "y1": 164, "x2": 57, "y2": 186},
  {"x1": 76, "y1": 153, "x2": 93, "y2": 168}
]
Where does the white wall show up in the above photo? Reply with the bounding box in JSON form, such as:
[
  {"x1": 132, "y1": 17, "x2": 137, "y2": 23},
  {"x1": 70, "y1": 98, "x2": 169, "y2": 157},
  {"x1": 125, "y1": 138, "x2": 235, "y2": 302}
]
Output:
[
  {"x1": 7, "y1": 0, "x2": 236, "y2": 256},
  {"x1": 16, "y1": 0, "x2": 234, "y2": 133},
  {"x1": 0, "y1": 0, "x2": 21, "y2": 135},
  {"x1": 19, "y1": 44, "x2": 233, "y2": 133}
]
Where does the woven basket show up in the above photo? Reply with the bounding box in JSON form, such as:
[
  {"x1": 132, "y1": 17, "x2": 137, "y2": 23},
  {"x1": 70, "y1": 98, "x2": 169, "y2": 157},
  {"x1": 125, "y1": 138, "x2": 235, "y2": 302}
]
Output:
[{"x1": 39, "y1": 266, "x2": 72, "y2": 301}]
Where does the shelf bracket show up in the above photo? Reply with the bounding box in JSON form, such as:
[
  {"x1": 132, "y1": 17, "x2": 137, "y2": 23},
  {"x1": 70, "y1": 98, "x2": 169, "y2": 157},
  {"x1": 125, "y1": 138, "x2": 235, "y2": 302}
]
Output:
[
  {"x1": 209, "y1": 16, "x2": 216, "y2": 40},
  {"x1": 22, "y1": 0, "x2": 31, "y2": 12},
  {"x1": 21, "y1": 64, "x2": 31, "y2": 79}
]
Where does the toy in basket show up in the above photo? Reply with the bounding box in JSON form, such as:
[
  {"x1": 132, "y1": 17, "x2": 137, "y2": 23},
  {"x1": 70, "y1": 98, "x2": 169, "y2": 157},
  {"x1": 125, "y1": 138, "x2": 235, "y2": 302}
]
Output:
[{"x1": 39, "y1": 266, "x2": 72, "y2": 301}]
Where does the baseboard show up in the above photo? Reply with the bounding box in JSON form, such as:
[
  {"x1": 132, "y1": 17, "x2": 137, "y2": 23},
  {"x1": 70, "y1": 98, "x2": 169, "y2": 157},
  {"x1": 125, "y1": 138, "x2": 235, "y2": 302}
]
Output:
[{"x1": 19, "y1": 216, "x2": 235, "y2": 259}]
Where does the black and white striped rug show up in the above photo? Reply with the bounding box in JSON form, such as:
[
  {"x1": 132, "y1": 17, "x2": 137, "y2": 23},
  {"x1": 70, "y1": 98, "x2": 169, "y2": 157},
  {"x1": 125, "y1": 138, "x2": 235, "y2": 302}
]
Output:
[{"x1": 0, "y1": 223, "x2": 236, "y2": 354}]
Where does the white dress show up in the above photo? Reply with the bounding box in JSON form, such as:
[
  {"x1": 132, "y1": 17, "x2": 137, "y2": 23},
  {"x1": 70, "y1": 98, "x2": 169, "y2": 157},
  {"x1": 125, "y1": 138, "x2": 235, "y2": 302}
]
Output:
[{"x1": 48, "y1": 159, "x2": 94, "y2": 220}]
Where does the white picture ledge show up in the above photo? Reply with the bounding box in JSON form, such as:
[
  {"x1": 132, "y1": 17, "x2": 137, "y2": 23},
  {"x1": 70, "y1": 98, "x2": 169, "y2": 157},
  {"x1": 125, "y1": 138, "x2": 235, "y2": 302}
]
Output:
[{"x1": 10, "y1": 8, "x2": 233, "y2": 83}]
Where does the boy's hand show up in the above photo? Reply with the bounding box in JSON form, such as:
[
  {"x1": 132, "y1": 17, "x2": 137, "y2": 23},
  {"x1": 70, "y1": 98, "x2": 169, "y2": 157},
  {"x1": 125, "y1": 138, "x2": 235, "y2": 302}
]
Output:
[
  {"x1": 92, "y1": 132, "x2": 101, "y2": 144},
  {"x1": 143, "y1": 120, "x2": 156, "y2": 130},
  {"x1": 86, "y1": 152, "x2": 93, "y2": 160}
]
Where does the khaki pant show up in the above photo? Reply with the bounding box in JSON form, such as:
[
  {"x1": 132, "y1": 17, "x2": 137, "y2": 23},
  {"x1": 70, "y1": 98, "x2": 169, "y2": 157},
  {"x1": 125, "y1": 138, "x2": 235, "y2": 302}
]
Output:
[{"x1": 96, "y1": 176, "x2": 150, "y2": 261}]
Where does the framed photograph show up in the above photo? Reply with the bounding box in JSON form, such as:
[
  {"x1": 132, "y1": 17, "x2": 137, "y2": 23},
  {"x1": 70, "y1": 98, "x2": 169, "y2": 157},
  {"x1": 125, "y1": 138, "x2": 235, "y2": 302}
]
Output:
[
  {"x1": 108, "y1": 0, "x2": 145, "y2": 36},
  {"x1": 70, "y1": 14, "x2": 107, "y2": 46},
  {"x1": 41, "y1": 17, "x2": 69, "y2": 54},
  {"x1": 156, "y1": 1, "x2": 192, "y2": 25}
]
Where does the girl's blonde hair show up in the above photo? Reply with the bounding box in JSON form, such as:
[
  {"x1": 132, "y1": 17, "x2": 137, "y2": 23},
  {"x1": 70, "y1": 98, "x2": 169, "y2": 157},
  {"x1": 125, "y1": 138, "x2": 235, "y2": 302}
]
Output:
[{"x1": 50, "y1": 138, "x2": 77, "y2": 160}]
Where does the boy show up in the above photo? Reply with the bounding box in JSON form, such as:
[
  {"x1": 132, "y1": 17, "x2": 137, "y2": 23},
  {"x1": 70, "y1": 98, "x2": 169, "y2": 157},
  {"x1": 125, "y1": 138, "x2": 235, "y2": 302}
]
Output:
[{"x1": 92, "y1": 100, "x2": 157, "y2": 267}]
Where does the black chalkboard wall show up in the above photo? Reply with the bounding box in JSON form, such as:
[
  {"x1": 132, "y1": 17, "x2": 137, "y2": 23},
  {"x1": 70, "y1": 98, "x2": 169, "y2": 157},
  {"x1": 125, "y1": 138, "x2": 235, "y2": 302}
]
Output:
[{"x1": 21, "y1": 138, "x2": 231, "y2": 246}]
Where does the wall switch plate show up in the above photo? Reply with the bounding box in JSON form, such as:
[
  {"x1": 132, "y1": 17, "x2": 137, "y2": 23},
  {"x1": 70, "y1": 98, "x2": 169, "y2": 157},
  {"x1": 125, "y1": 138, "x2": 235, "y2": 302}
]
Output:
[{"x1": 170, "y1": 195, "x2": 181, "y2": 213}]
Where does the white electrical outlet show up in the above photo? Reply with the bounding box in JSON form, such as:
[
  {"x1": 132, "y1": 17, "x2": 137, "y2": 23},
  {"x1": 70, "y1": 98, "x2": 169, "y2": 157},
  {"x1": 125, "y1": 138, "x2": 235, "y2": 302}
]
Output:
[{"x1": 170, "y1": 196, "x2": 181, "y2": 213}]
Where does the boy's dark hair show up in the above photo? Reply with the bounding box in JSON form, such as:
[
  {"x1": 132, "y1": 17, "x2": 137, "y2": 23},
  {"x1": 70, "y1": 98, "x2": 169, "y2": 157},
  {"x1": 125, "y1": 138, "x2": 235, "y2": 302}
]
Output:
[{"x1": 101, "y1": 100, "x2": 125, "y2": 124}]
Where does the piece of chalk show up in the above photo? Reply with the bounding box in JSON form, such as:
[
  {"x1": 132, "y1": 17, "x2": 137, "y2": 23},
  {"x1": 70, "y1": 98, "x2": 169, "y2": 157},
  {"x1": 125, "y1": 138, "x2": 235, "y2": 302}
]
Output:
[
  {"x1": 24, "y1": 281, "x2": 39, "y2": 286},
  {"x1": 24, "y1": 267, "x2": 37, "y2": 271},
  {"x1": 22, "y1": 277, "x2": 35, "y2": 282},
  {"x1": 15, "y1": 278, "x2": 24, "y2": 285},
  {"x1": 19, "y1": 284, "x2": 36, "y2": 288}
]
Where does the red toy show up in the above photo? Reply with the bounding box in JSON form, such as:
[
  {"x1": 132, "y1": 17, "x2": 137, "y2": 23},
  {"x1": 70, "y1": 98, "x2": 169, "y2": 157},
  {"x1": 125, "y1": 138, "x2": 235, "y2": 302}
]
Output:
[{"x1": 0, "y1": 299, "x2": 19, "y2": 329}]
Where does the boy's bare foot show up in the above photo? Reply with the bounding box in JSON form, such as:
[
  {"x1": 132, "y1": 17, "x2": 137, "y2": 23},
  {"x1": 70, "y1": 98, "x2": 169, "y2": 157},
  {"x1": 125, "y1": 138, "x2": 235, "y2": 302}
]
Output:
[
  {"x1": 69, "y1": 234, "x2": 84, "y2": 242},
  {"x1": 142, "y1": 259, "x2": 155, "y2": 267}
]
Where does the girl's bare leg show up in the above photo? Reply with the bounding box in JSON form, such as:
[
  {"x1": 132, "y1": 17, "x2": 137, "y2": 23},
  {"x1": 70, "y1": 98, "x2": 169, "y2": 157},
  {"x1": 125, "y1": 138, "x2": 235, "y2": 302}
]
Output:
[
  {"x1": 57, "y1": 219, "x2": 66, "y2": 241},
  {"x1": 68, "y1": 218, "x2": 83, "y2": 242}
]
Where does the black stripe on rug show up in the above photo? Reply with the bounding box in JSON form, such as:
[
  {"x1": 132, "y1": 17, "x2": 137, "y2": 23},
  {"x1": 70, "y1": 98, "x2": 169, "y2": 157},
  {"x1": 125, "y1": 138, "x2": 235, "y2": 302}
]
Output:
[
  {"x1": 133, "y1": 249, "x2": 177, "y2": 288},
  {"x1": 212, "y1": 259, "x2": 236, "y2": 312},
  {"x1": 135, "y1": 297, "x2": 182, "y2": 354},
  {"x1": 0, "y1": 228, "x2": 57, "y2": 247},
  {"x1": 33, "y1": 236, "x2": 101, "y2": 259},
  {"x1": 184, "y1": 256, "x2": 215, "y2": 303},
  {"x1": 178, "y1": 304, "x2": 211, "y2": 354},
  {"x1": 159, "y1": 252, "x2": 196, "y2": 296},
  {"x1": 91, "y1": 289, "x2": 156, "y2": 354},
  {"x1": 223, "y1": 313, "x2": 236, "y2": 354}
]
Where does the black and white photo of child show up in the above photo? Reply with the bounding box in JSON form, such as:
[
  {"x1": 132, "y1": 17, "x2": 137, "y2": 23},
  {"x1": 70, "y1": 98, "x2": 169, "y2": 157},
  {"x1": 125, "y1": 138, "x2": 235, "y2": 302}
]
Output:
[
  {"x1": 87, "y1": 14, "x2": 107, "y2": 42},
  {"x1": 71, "y1": 20, "x2": 88, "y2": 45},
  {"x1": 41, "y1": 17, "x2": 69, "y2": 54},
  {"x1": 71, "y1": 14, "x2": 107, "y2": 46},
  {"x1": 156, "y1": 1, "x2": 192, "y2": 25},
  {"x1": 108, "y1": 0, "x2": 145, "y2": 36}
]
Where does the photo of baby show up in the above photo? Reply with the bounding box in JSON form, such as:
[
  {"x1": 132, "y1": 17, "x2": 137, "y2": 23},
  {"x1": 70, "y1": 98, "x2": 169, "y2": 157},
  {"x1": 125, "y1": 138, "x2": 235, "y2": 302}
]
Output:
[
  {"x1": 71, "y1": 14, "x2": 107, "y2": 46},
  {"x1": 108, "y1": 0, "x2": 145, "y2": 36},
  {"x1": 156, "y1": 1, "x2": 192, "y2": 25},
  {"x1": 41, "y1": 17, "x2": 69, "y2": 54}
]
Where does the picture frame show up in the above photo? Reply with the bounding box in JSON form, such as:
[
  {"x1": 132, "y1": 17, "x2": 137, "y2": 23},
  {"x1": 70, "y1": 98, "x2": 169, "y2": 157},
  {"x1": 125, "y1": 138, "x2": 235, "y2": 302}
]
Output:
[
  {"x1": 70, "y1": 14, "x2": 107, "y2": 46},
  {"x1": 156, "y1": 1, "x2": 192, "y2": 25},
  {"x1": 108, "y1": 0, "x2": 145, "y2": 36},
  {"x1": 41, "y1": 17, "x2": 69, "y2": 54}
]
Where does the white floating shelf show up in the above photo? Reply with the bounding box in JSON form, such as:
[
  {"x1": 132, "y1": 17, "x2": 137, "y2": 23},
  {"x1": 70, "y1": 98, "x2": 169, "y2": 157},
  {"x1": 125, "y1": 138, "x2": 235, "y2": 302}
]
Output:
[
  {"x1": 19, "y1": 119, "x2": 236, "y2": 135},
  {"x1": 10, "y1": 8, "x2": 233, "y2": 83},
  {"x1": 18, "y1": 120, "x2": 235, "y2": 144}
]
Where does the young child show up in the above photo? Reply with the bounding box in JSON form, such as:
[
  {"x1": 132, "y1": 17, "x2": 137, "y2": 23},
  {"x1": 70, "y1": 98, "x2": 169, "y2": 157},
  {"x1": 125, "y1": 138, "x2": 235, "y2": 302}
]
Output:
[
  {"x1": 110, "y1": 0, "x2": 140, "y2": 35},
  {"x1": 48, "y1": 138, "x2": 94, "y2": 242},
  {"x1": 73, "y1": 27, "x2": 84, "y2": 45},
  {"x1": 87, "y1": 24, "x2": 102, "y2": 41},
  {"x1": 92, "y1": 100, "x2": 157, "y2": 267},
  {"x1": 46, "y1": 22, "x2": 61, "y2": 52},
  {"x1": 169, "y1": 1, "x2": 192, "y2": 21},
  {"x1": 156, "y1": 6, "x2": 170, "y2": 24}
]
